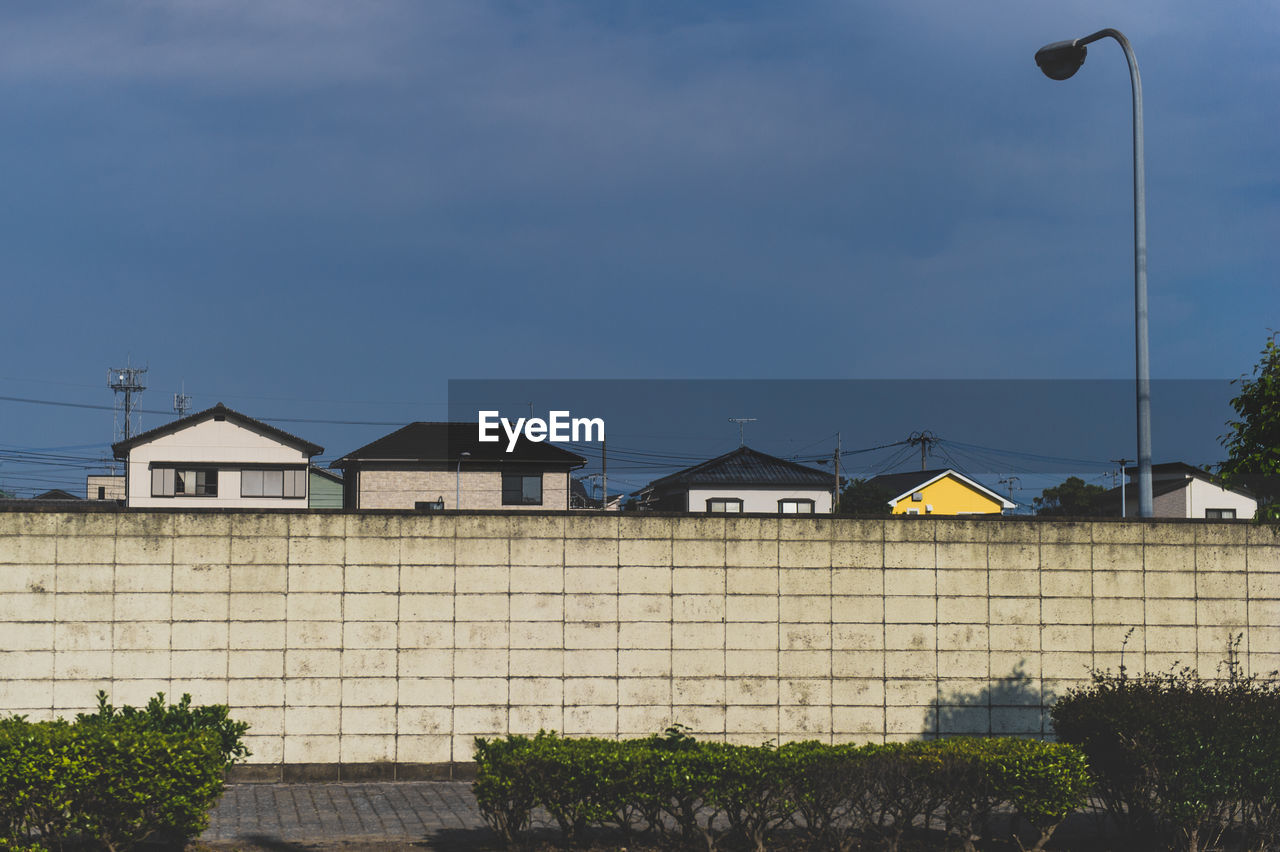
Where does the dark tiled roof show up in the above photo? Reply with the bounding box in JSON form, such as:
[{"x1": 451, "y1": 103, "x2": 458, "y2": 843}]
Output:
[
  {"x1": 34, "y1": 489, "x2": 81, "y2": 500},
  {"x1": 644, "y1": 446, "x2": 832, "y2": 490},
  {"x1": 1119, "y1": 461, "x2": 1257, "y2": 498},
  {"x1": 112, "y1": 403, "x2": 323, "y2": 459},
  {"x1": 331, "y1": 422, "x2": 586, "y2": 469},
  {"x1": 863, "y1": 469, "x2": 956, "y2": 500}
]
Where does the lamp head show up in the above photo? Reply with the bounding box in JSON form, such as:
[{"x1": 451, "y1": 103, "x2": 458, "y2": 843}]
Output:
[{"x1": 1035, "y1": 40, "x2": 1087, "y2": 80}]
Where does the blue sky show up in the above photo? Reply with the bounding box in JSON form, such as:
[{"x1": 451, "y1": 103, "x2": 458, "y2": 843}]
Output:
[{"x1": 0, "y1": 1, "x2": 1276, "y2": 497}]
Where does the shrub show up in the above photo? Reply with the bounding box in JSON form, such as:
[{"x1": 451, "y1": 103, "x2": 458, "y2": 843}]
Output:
[
  {"x1": 473, "y1": 733, "x2": 539, "y2": 847},
  {"x1": 77, "y1": 690, "x2": 250, "y2": 767},
  {"x1": 0, "y1": 693, "x2": 248, "y2": 852},
  {"x1": 979, "y1": 737, "x2": 1091, "y2": 851},
  {"x1": 0, "y1": 718, "x2": 87, "y2": 849},
  {"x1": 472, "y1": 731, "x2": 1090, "y2": 851},
  {"x1": 780, "y1": 740, "x2": 872, "y2": 852},
  {"x1": 1051, "y1": 645, "x2": 1280, "y2": 852}
]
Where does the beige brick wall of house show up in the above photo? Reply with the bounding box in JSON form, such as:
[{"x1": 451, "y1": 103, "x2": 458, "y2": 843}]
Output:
[
  {"x1": 356, "y1": 470, "x2": 570, "y2": 510},
  {"x1": 0, "y1": 510, "x2": 1277, "y2": 777}
]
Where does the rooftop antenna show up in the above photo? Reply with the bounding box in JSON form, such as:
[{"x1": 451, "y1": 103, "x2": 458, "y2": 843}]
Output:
[
  {"x1": 173, "y1": 382, "x2": 192, "y2": 418},
  {"x1": 728, "y1": 418, "x2": 757, "y2": 447},
  {"x1": 107, "y1": 359, "x2": 147, "y2": 442}
]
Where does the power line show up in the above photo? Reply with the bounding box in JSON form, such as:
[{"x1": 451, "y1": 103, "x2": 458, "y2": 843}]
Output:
[{"x1": 0, "y1": 393, "x2": 408, "y2": 426}]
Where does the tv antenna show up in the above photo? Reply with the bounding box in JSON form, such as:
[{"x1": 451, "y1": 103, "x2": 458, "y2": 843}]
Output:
[
  {"x1": 728, "y1": 418, "x2": 757, "y2": 446},
  {"x1": 107, "y1": 360, "x2": 148, "y2": 441}
]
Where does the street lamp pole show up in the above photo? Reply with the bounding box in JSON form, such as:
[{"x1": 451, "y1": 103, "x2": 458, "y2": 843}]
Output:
[
  {"x1": 1035, "y1": 28, "x2": 1153, "y2": 518},
  {"x1": 456, "y1": 451, "x2": 471, "y2": 509}
]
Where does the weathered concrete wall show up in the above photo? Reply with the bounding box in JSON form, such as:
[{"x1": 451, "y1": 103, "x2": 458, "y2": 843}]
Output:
[{"x1": 0, "y1": 510, "x2": 1277, "y2": 780}]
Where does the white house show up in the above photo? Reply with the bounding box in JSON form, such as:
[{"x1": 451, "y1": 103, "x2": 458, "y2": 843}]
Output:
[
  {"x1": 1115, "y1": 462, "x2": 1258, "y2": 519},
  {"x1": 634, "y1": 446, "x2": 835, "y2": 514},
  {"x1": 111, "y1": 403, "x2": 323, "y2": 509}
]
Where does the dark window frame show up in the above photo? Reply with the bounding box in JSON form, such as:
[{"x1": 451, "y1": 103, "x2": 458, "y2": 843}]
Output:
[
  {"x1": 241, "y1": 466, "x2": 308, "y2": 499},
  {"x1": 778, "y1": 498, "x2": 816, "y2": 514},
  {"x1": 150, "y1": 466, "x2": 219, "y2": 498},
  {"x1": 502, "y1": 472, "x2": 544, "y2": 506},
  {"x1": 706, "y1": 497, "x2": 744, "y2": 513},
  {"x1": 1205, "y1": 508, "x2": 1237, "y2": 520}
]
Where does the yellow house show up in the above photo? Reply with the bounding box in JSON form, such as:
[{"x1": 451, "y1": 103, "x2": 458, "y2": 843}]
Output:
[{"x1": 866, "y1": 468, "x2": 1014, "y2": 515}]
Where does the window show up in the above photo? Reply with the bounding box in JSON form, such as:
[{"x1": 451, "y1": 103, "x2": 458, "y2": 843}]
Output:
[
  {"x1": 1206, "y1": 508, "x2": 1236, "y2": 520},
  {"x1": 97, "y1": 486, "x2": 106, "y2": 499},
  {"x1": 151, "y1": 468, "x2": 218, "y2": 497},
  {"x1": 779, "y1": 499, "x2": 815, "y2": 514},
  {"x1": 502, "y1": 473, "x2": 543, "y2": 505},
  {"x1": 706, "y1": 498, "x2": 743, "y2": 513},
  {"x1": 242, "y1": 468, "x2": 306, "y2": 498}
]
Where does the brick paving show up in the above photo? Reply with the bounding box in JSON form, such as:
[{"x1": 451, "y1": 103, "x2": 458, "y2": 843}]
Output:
[{"x1": 202, "y1": 782, "x2": 498, "y2": 849}]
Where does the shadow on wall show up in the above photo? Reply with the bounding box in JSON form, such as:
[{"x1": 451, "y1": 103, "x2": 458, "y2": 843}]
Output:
[{"x1": 922, "y1": 661, "x2": 1051, "y2": 739}]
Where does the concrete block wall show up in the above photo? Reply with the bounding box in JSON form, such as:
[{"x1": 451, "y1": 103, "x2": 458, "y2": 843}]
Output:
[{"x1": 0, "y1": 509, "x2": 1277, "y2": 780}]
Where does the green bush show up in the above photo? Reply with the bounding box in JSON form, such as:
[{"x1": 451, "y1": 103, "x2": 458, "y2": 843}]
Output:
[
  {"x1": 0, "y1": 693, "x2": 248, "y2": 852},
  {"x1": 1051, "y1": 647, "x2": 1280, "y2": 852},
  {"x1": 77, "y1": 690, "x2": 250, "y2": 767},
  {"x1": 472, "y1": 730, "x2": 1090, "y2": 851},
  {"x1": 472, "y1": 733, "x2": 540, "y2": 847},
  {"x1": 780, "y1": 740, "x2": 872, "y2": 852}
]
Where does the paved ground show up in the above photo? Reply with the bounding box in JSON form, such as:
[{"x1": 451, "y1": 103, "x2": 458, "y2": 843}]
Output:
[{"x1": 200, "y1": 782, "x2": 500, "y2": 850}]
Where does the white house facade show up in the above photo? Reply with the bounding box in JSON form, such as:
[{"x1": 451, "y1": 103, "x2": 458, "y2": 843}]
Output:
[
  {"x1": 112, "y1": 404, "x2": 323, "y2": 509},
  {"x1": 685, "y1": 487, "x2": 833, "y2": 514},
  {"x1": 636, "y1": 446, "x2": 835, "y2": 514}
]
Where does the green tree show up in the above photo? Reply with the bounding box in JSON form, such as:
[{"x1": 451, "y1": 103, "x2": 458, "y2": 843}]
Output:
[
  {"x1": 1220, "y1": 332, "x2": 1280, "y2": 522},
  {"x1": 837, "y1": 478, "x2": 893, "y2": 514},
  {"x1": 1034, "y1": 476, "x2": 1109, "y2": 516}
]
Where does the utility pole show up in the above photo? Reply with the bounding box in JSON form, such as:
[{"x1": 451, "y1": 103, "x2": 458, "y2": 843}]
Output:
[
  {"x1": 1111, "y1": 458, "x2": 1132, "y2": 518},
  {"x1": 907, "y1": 431, "x2": 937, "y2": 470},
  {"x1": 999, "y1": 476, "x2": 1021, "y2": 501},
  {"x1": 833, "y1": 432, "x2": 841, "y2": 513},
  {"x1": 601, "y1": 435, "x2": 607, "y2": 511},
  {"x1": 728, "y1": 418, "x2": 757, "y2": 447}
]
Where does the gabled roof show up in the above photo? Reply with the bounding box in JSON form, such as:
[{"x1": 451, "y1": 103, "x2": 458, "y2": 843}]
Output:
[
  {"x1": 865, "y1": 468, "x2": 1016, "y2": 510},
  {"x1": 330, "y1": 422, "x2": 586, "y2": 469},
  {"x1": 309, "y1": 466, "x2": 344, "y2": 484},
  {"x1": 1122, "y1": 461, "x2": 1255, "y2": 496},
  {"x1": 642, "y1": 446, "x2": 833, "y2": 491},
  {"x1": 111, "y1": 403, "x2": 323, "y2": 459},
  {"x1": 35, "y1": 488, "x2": 81, "y2": 500}
]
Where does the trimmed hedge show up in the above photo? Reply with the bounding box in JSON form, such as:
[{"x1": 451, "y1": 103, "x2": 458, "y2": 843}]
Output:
[
  {"x1": 0, "y1": 692, "x2": 248, "y2": 852},
  {"x1": 1052, "y1": 648, "x2": 1280, "y2": 852},
  {"x1": 473, "y1": 728, "x2": 1089, "y2": 851}
]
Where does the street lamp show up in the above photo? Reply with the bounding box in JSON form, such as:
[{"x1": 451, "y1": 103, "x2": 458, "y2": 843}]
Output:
[
  {"x1": 1035, "y1": 28, "x2": 1153, "y2": 518},
  {"x1": 456, "y1": 451, "x2": 470, "y2": 509}
]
